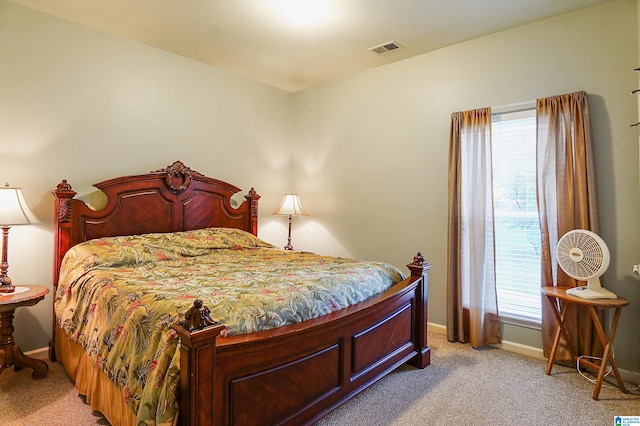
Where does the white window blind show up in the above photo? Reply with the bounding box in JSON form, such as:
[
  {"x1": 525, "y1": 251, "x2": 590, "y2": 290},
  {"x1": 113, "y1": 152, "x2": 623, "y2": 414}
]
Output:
[{"x1": 491, "y1": 108, "x2": 541, "y2": 326}]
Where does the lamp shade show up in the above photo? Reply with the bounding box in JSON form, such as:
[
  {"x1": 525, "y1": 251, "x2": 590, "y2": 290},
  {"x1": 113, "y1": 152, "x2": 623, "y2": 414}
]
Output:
[
  {"x1": 273, "y1": 194, "x2": 308, "y2": 216},
  {"x1": 0, "y1": 185, "x2": 38, "y2": 226}
]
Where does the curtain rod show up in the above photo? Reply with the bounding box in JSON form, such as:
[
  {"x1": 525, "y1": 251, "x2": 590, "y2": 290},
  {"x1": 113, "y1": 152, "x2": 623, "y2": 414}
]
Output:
[{"x1": 492, "y1": 99, "x2": 536, "y2": 115}]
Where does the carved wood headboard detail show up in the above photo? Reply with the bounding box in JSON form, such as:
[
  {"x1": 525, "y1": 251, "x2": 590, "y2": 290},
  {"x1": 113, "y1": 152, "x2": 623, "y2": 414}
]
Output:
[{"x1": 52, "y1": 160, "x2": 260, "y2": 288}]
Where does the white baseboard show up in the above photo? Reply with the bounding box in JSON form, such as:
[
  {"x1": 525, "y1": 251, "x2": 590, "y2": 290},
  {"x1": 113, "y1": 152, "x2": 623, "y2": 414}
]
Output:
[
  {"x1": 427, "y1": 322, "x2": 639, "y2": 386},
  {"x1": 427, "y1": 322, "x2": 446, "y2": 335},
  {"x1": 490, "y1": 340, "x2": 545, "y2": 360},
  {"x1": 428, "y1": 321, "x2": 545, "y2": 359},
  {"x1": 24, "y1": 347, "x2": 49, "y2": 361}
]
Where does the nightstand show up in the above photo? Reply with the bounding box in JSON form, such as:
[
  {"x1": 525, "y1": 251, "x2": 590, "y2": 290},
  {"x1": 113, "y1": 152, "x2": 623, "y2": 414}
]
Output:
[{"x1": 0, "y1": 285, "x2": 49, "y2": 379}]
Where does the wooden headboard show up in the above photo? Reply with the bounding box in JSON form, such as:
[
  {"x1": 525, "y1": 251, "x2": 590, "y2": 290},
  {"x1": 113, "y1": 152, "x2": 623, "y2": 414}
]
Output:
[{"x1": 52, "y1": 160, "x2": 260, "y2": 288}]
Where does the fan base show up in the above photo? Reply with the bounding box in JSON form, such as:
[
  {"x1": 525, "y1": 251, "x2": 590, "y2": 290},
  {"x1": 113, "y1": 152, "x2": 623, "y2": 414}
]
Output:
[{"x1": 566, "y1": 286, "x2": 617, "y2": 299}]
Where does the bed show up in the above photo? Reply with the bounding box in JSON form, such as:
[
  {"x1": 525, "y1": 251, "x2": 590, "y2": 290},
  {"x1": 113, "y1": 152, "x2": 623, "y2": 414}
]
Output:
[{"x1": 49, "y1": 160, "x2": 431, "y2": 426}]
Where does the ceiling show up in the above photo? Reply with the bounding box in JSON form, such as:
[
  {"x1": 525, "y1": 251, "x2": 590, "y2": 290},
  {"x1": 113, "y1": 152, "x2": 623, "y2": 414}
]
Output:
[{"x1": 9, "y1": 0, "x2": 608, "y2": 92}]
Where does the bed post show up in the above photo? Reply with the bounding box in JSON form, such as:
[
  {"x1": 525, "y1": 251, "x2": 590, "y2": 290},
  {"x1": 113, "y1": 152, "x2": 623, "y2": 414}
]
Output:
[
  {"x1": 406, "y1": 252, "x2": 431, "y2": 369},
  {"x1": 244, "y1": 188, "x2": 260, "y2": 236},
  {"x1": 49, "y1": 180, "x2": 77, "y2": 361},
  {"x1": 52, "y1": 180, "x2": 76, "y2": 289},
  {"x1": 173, "y1": 322, "x2": 226, "y2": 426}
]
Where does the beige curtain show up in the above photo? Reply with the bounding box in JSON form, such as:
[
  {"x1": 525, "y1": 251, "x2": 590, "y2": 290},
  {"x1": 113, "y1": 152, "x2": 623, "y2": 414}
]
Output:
[
  {"x1": 447, "y1": 107, "x2": 502, "y2": 348},
  {"x1": 536, "y1": 91, "x2": 602, "y2": 360}
]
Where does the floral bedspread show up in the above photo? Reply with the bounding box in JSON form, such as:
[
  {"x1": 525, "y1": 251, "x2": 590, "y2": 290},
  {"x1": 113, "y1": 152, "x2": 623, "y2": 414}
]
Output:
[{"x1": 54, "y1": 227, "x2": 404, "y2": 425}]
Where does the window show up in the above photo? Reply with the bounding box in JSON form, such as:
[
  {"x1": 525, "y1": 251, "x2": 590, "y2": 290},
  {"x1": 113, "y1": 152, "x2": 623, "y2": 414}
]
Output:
[{"x1": 491, "y1": 108, "x2": 541, "y2": 326}]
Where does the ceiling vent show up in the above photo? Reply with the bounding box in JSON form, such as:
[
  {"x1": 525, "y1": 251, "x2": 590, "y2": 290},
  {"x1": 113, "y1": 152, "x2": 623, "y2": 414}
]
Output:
[{"x1": 368, "y1": 41, "x2": 402, "y2": 55}]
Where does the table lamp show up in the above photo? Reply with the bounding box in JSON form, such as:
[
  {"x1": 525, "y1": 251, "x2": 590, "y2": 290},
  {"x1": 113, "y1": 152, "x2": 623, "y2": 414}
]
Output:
[
  {"x1": 273, "y1": 194, "x2": 307, "y2": 250},
  {"x1": 0, "y1": 184, "x2": 38, "y2": 293}
]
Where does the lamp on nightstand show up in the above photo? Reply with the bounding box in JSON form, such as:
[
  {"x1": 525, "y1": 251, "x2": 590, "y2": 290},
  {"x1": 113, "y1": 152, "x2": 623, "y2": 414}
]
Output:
[
  {"x1": 273, "y1": 194, "x2": 307, "y2": 251},
  {"x1": 0, "y1": 184, "x2": 38, "y2": 293}
]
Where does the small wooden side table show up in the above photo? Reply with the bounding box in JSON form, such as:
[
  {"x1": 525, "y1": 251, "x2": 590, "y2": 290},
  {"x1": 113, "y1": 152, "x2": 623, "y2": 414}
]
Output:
[
  {"x1": 541, "y1": 285, "x2": 628, "y2": 400},
  {"x1": 0, "y1": 285, "x2": 49, "y2": 379}
]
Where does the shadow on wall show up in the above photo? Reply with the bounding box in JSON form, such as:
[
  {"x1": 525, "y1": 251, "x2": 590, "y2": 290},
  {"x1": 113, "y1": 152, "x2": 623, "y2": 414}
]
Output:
[{"x1": 260, "y1": 219, "x2": 353, "y2": 258}]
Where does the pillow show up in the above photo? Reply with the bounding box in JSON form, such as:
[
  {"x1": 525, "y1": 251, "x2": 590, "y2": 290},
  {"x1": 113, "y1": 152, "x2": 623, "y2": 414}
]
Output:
[
  {"x1": 159, "y1": 227, "x2": 274, "y2": 251},
  {"x1": 62, "y1": 227, "x2": 273, "y2": 270}
]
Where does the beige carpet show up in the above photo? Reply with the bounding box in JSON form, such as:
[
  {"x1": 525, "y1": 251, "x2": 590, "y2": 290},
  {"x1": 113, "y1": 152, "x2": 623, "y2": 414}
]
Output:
[
  {"x1": 0, "y1": 355, "x2": 109, "y2": 425},
  {"x1": 1, "y1": 333, "x2": 638, "y2": 425}
]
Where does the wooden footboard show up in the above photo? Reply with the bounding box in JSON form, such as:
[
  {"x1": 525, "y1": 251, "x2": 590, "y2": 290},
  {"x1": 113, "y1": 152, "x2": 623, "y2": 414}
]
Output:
[{"x1": 172, "y1": 255, "x2": 430, "y2": 426}]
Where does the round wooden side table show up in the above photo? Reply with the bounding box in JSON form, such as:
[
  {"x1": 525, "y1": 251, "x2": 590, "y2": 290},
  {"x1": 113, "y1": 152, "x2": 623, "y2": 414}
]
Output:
[{"x1": 0, "y1": 285, "x2": 49, "y2": 379}]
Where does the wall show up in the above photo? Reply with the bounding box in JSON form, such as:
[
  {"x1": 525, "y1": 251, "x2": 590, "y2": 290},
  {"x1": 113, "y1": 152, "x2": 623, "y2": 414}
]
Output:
[
  {"x1": 0, "y1": 1, "x2": 294, "y2": 352},
  {"x1": 294, "y1": 0, "x2": 640, "y2": 375},
  {"x1": 2, "y1": 0, "x2": 639, "y2": 378}
]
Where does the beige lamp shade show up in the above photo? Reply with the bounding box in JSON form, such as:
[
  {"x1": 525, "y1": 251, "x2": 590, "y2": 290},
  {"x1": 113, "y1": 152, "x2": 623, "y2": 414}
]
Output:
[
  {"x1": 0, "y1": 185, "x2": 38, "y2": 226},
  {"x1": 273, "y1": 194, "x2": 307, "y2": 251},
  {"x1": 0, "y1": 184, "x2": 38, "y2": 292},
  {"x1": 273, "y1": 194, "x2": 308, "y2": 216}
]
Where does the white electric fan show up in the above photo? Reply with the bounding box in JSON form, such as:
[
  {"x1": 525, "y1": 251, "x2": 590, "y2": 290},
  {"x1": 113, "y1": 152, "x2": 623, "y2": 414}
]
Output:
[{"x1": 556, "y1": 229, "x2": 616, "y2": 299}]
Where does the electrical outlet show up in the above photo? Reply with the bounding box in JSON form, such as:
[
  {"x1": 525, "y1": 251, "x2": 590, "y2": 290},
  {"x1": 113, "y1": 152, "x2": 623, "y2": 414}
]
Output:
[{"x1": 633, "y1": 264, "x2": 640, "y2": 275}]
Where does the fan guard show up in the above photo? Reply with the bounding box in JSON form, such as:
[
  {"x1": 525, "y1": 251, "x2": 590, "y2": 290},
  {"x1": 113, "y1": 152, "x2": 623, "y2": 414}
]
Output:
[
  {"x1": 556, "y1": 229, "x2": 609, "y2": 279},
  {"x1": 556, "y1": 229, "x2": 615, "y2": 299}
]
